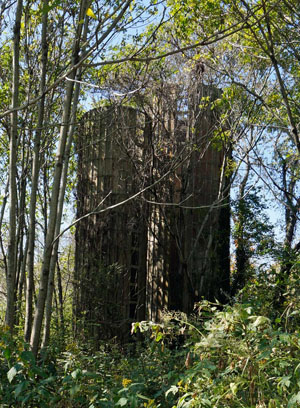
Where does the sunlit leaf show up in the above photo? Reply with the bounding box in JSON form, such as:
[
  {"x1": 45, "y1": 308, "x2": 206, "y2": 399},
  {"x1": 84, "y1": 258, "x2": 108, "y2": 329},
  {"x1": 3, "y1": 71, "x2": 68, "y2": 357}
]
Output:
[
  {"x1": 165, "y1": 385, "x2": 178, "y2": 397},
  {"x1": 116, "y1": 397, "x2": 128, "y2": 406},
  {"x1": 7, "y1": 366, "x2": 17, "y2": 383},
  {"x1": 230, "y1": 382, "x2": 238, "y2": 395},
  {"x1": 86, "y1": 8, "x2": 97, "y2": 19},
  {"x1": 288, "y1": 391, "x2": 300, "y2": 407},
  {"x1": 250, "y1": 316, "x2": 270, "y2": 327},
  {"x1": 278, "y1": 376, "x2": 291, "y2": 389}
]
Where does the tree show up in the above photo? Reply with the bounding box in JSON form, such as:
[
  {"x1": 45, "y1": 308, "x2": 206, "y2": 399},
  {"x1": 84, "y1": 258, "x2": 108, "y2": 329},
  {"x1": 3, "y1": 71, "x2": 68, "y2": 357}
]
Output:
[{"x1": 6, "y1": 0, "x2": 23, "y2": 331}]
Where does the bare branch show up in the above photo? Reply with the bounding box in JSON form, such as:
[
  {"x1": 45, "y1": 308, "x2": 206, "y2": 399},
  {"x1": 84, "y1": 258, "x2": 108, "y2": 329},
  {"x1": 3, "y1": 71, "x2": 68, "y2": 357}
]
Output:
[{"x1": 65, "y1": 76, "x2": 142, "y2": 96}]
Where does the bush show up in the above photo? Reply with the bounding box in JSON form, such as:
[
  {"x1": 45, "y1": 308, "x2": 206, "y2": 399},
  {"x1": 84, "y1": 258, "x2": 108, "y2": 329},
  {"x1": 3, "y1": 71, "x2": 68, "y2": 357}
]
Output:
[
  {"x1": 160, "y1": 302, "x2": 300, "y2": 407},
  {"x1": 2, "y1": 279, "x2": 300, "y2": 407}
]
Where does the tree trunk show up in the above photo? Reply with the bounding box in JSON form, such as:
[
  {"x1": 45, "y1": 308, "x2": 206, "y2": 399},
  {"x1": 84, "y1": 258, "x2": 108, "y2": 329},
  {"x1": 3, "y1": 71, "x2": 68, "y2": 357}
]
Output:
[
  {"x1": 231, "y1": 158, "x2": 250, "y2": 296},
  {"x1": 274, "y1": 162, "x2": 299, "y2": 309},
  {"x1": 6, "y1": 0, "x2": 23, "y2": 331},
  {"x1": 24, "y1": 0, "x2": 48, "y2": 343},
  {"x1": 56, "y1": 260, "x2": 65, "y2": 337},
  {"x1": 15, "y1": 157, "x2": 27, "y2": 325},
  {"x1": 0, "y1": 181, "x2": 9, "y2": 277},
  {"x1": 41, "y1": 59, "x2": 84, "y2": 349}
]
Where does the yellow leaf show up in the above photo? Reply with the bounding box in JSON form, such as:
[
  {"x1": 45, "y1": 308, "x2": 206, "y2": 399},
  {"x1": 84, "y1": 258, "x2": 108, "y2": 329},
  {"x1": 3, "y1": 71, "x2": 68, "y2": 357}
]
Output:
[{"x1": 86, "y1": 7, "x2": 96, "y2": 19}]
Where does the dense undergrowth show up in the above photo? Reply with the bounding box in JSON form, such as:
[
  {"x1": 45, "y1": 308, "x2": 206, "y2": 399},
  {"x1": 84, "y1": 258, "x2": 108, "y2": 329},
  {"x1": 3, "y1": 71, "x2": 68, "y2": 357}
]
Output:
[{"x1": 1, "y1": 275, "x2": 300, "y2": 407}]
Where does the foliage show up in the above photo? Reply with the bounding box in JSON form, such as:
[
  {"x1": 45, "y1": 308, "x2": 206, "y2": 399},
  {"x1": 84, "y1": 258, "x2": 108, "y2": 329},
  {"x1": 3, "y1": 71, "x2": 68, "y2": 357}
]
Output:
[
  {"x1": 232, "y1": 188, "x2": 274, "y2": 257},
  {"x1": 2, "y1": 275, "x2": 300, "y2": 407},
  {"x1": 164, "y1": 303, "x2": 300, "y2": 407},
  {"x1": 134, "y1": 296, "x2": 300, "y2": 408}
]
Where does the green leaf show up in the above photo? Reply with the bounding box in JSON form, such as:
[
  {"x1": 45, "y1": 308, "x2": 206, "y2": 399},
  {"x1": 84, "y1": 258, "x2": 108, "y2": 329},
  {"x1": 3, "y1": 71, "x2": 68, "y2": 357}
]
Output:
[
  {"x1": 41, "y1": 375, "x2": 56, "y2": 385},
  {"x1": 7, "y1": 366, "x2": 18, "y2": 383},
  {"x1": 278, "y1": 376, "x2": 291, "y2": 389},
  {"x1": 250, "y1": 316, "x2": 270, "y2": 327},
  {"x1": 71, "y1": 368, "x2": 81, "y2": 379},
  {"x1": 42, "y1": 0, "x2": 60, "y2": 14},
  {"x1": 20, "y1": 350, "x2": 35, "y2": 364},
  {"x1": 136, "y1": 393, "x2": 151, "y2": 401},
  {"x1": 288, "y1": 391, "x2": 300, "y2": 407},
  {"x1": 230, "y1": 382, "x2": 238, "y2": 395},
  {"x1": 62, "y1": 374, "x2": 72, "y2": 383},
  {"x1": 116, "y1": 397, "x2": 128, "y2": 406},
  {"x1": 70, "y1": 385, "x2": 81, "y2": 397},
  {"x1": 14, "y1": 380, "x2": 28, "y2": 397},
  {"x1": 3, "y1": 347, "x2": 11, "y2": 360},
  {"x1": 279, "y1": 360, "x2": 290, "y2": 368}
]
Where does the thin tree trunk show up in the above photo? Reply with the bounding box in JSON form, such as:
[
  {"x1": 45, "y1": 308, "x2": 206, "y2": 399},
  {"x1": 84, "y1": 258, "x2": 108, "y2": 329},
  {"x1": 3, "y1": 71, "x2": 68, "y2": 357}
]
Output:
[
  {"x1": 15, "y1": 162, "x2": 27, "y2": 324},
  {"x1": 6, "y1": 0, "x2": 23, "y2": 331},
  {"x1": 274, "y1": 163, "x2": 299, "y2": 309},
  {"x1": 41, "y1": 67, "x2": 83, "y2": 349},
  {"x1": 231, "y1": 157, "x2": 250, "y2": 296},
  {"x1": 24, "y1": 0, "x2": 48, "y2": 343},
  {"x1": 56, "y1": 260, "x2": 65, "y2": 337},
  {"x1": 0, "y1": 181, "x2": 9, "y2": 277},
  {"x1": 17, "y1": 237, "x2": 28, "y2": 326}
]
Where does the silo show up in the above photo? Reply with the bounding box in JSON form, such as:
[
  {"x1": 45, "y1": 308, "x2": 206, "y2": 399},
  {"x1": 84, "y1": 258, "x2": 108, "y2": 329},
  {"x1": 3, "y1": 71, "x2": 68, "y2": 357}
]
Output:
[
  {"x1": 144, "y1": 84, "x2": 230, "y2": 315},
  {"x1": 74, "y1": 105, "x2": 150, "y2": 342},
  {"x1": 74, "y1": 85, "x2": 230, "y2": 341}
]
